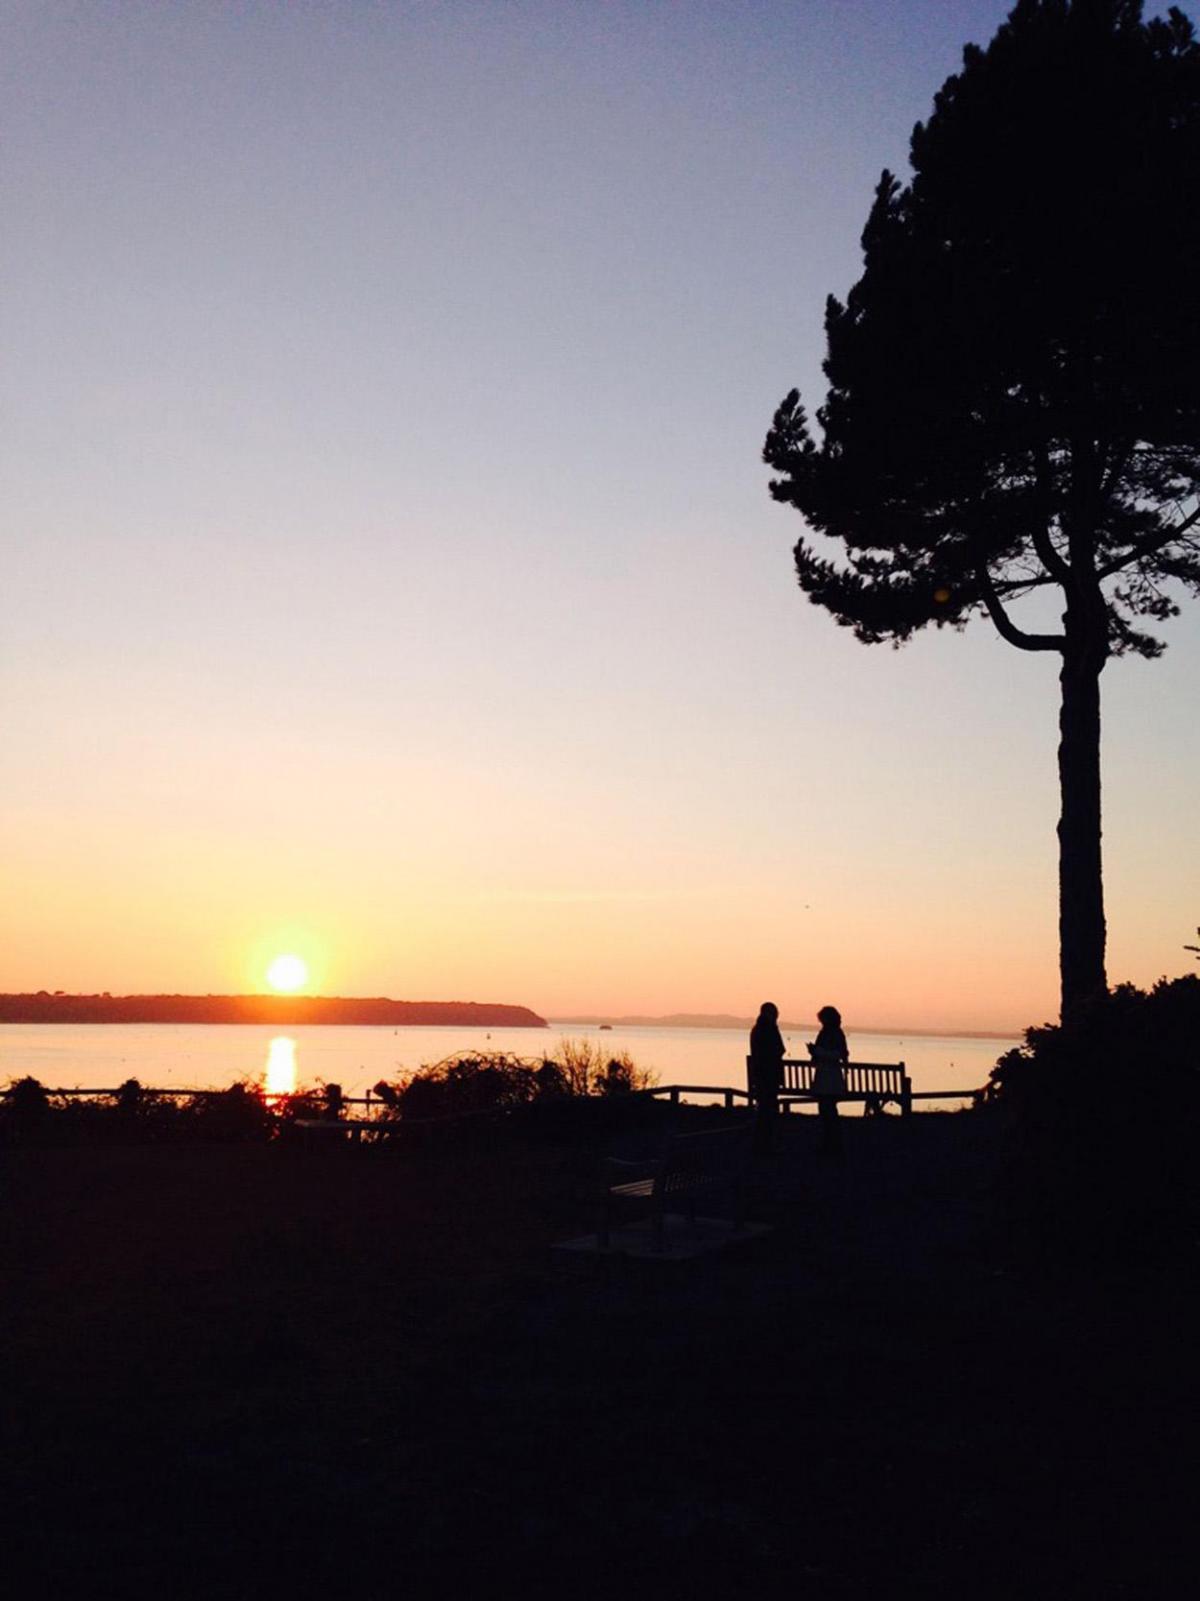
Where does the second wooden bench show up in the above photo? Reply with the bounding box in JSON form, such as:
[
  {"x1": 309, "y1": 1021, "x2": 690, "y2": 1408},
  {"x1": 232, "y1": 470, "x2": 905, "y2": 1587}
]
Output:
[{"x1": 600, "y1": 1124, "x2": 752, "y2": 1249}]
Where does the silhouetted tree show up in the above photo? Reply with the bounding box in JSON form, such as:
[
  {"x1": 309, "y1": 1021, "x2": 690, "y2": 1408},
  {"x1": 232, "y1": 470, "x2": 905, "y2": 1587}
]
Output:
[{"x1": 764, "y1": 1, "x2": 1200, "y2": 1016}]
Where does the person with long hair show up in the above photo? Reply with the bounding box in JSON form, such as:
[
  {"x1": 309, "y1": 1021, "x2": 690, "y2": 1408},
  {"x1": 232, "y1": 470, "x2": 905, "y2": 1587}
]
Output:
[{"x1": 810, "y1": 1004, "x2": 848, "y2": 1154}]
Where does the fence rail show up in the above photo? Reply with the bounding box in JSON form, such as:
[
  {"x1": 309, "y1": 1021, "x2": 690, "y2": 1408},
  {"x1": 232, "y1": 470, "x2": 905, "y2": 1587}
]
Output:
[
  {"x1": 0, "y1": 1080, "x2": 983, "y2": 1115},
  {"x1": 0, "y1": 1083, "x2": 377, "y2": 1105}
]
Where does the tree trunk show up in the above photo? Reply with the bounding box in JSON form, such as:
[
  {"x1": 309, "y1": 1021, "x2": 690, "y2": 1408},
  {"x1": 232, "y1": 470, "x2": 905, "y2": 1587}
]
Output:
[{"x1": 1057, "y1": 629, "x2": 1108, "y2": 1017}]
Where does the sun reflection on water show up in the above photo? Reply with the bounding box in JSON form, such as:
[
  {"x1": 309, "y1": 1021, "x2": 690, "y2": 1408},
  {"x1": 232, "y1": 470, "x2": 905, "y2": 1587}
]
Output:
[{"x1": 264, "y1": 1035, "x2": 298, "y2": 1100}]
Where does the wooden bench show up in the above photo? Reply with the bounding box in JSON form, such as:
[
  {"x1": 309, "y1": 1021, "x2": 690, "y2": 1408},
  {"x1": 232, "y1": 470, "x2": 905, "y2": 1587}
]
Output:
[
  {"x1": 746, "y1": 1057, "x2": 913, "y2": 1117},
  {"x1": 599, "y1": 1125, "x2": 751, "y2": 1249}
]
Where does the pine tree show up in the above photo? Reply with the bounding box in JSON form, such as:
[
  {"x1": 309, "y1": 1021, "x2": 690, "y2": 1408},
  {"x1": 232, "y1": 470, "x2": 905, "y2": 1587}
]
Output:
[{"x1": 765, "y1": 0, "x2": 1200, "y2": 1016}]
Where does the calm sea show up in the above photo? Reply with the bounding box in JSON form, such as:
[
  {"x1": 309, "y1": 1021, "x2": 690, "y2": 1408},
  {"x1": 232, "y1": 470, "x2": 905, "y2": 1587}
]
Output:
[{"x1": 0, "y1": 1021, "x2": 1017, "y2": 1109}]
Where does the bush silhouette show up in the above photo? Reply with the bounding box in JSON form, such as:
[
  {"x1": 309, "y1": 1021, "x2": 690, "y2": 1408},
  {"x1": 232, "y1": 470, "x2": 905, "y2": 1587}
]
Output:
[
  {"x1": 984, "y1": 974, "x2": 1200, "y2": 1260},
  {"x1": 180, "y1": 1081, "x2": 274, "y2": 1142},
  {"x1": 1, "y1": 1039, "x2": 660, "y2": 1144},
  {"x1": 373, "y1": 1040, "x2": 657, "y2": 1122}
]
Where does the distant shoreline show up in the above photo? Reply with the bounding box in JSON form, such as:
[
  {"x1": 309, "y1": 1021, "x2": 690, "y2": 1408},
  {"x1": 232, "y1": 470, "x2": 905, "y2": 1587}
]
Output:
[
  {"x1": 0, "y1": 996, "x2": 1022, "y2": 1039},
  {"x1": 547, "y1": 1013, "x2": 1024, "y2": 1040},
  {"x1": 0, "y1": 994, "x2": 549, "y2": 1028}
]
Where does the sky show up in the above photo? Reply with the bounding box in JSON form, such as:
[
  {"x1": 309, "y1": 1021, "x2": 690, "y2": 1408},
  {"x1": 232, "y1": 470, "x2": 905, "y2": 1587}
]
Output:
[{"x1": 3, "y1": 0, "x2": 1197, "y2": 1034}]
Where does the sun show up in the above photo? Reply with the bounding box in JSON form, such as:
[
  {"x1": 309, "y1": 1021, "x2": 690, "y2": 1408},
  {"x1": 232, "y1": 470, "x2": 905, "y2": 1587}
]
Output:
[{"x1": 266, "y1": 953, "x2": 309, "y2": 994}]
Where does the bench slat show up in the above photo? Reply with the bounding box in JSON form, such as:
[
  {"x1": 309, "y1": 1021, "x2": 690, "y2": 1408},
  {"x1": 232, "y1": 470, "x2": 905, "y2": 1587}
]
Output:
[
  {"x1": 610, "y1": 1179, "x2": 656, "y2": 1199},
  {"x1": 600, "y1": 1126, "x2": 751, "y2": 1248},
  {"x1": 750, "y1": 1057, "x2": 913, "y2": 1116}
]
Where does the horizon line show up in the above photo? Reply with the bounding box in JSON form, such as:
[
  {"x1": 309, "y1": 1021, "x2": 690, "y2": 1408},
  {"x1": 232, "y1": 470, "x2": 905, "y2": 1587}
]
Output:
[{"x1": 545, "y1": 1012, "x2": 1026, "y2": 1040}]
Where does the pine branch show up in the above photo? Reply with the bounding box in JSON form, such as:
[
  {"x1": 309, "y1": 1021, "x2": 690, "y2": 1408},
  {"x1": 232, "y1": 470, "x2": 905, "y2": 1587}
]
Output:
[
  {"x1": 977, "y1": 562, "x2": 1063, "y2": 652},
  {"x1": 1097, "y1": 502, "x2": 1200, "y2": 580}
]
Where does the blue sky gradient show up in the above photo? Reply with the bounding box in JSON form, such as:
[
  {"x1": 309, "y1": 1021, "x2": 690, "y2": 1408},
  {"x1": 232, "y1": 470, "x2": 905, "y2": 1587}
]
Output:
[{"x1": 4, "y1": 1, "x2": 1196, "y2": 1029}]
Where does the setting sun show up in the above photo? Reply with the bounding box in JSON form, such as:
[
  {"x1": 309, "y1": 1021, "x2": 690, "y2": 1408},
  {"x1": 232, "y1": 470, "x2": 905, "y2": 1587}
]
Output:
[{"x1": 266, "y1": 953, "x2": 309, "y2": 993}]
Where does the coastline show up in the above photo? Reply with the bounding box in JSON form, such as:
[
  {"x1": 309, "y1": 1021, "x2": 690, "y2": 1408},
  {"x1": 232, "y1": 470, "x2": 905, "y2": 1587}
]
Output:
[
  {"x1": 0, "y1": 994, "x2": 549, "y2": 1028},
  {"x1": 549, "y1": 1014, "x2": 1024, "y2": 1041}
]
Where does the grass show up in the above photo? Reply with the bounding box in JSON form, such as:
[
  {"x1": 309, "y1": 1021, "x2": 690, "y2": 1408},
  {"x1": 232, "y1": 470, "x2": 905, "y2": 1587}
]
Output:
[{"x1": 2, "y1": 1108, "x2": 1197, "y2": 1598}]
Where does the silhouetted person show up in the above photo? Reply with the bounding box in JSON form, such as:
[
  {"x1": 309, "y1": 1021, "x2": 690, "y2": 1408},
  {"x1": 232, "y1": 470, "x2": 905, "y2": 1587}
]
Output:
[
  {"x1": 749, "y1": 1001, "x2": 785, "y2": 1154},
  {"x1": 810, "y1": 1005, "x2": 848, "y2": 1154}
]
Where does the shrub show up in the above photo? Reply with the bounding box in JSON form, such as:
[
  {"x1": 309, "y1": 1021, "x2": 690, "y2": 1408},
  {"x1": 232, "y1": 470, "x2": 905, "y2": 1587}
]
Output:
[
  {"x1": 373, "y1": 1039, "x2": 657, "y2": 1122},
  {"x1": 983, "y1": 975, "x2": 1200, "y2": 1104},
  {"x1": 374, "y1": 1052, "x2": 539, "y2": 1121},
  {"x1": 595, "y1": 1052, "x2": 644, "y2": 1096},
  {"x1": 181, "y1": 1081, "x2": 274, "y2": 1142},
  {"x1": 101, "y1": 1078, "x2": 181, "y2": 1142},
  {"x1": 550, "y1": 1038, "x2": 656, "y2": 1097},
  {"x1": 269, "y1": 1084, "x2": 333, "y2": 1124},
  {"x1": 4, "y1": 1075, "x2": 52, "y2": 1117},
  {"x1": 982, "y1": 975, "x2": 1200, "y2": 1262},
  {"x1": 0, "y1": 1075, "x2": 53, "y2": 1142},
  {"x1": 1, "y1": 1076, "x2": 183, "y2": 1145}
]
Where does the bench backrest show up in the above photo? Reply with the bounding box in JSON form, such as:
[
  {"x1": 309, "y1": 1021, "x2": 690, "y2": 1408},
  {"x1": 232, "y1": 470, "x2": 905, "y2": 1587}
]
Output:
[
  {"x1": 747, "y1": 1057, "x2": 908, "y2": 1097},
  {"x1": 655, "y1": 1126, "x2": 751, "y2": 1198}
]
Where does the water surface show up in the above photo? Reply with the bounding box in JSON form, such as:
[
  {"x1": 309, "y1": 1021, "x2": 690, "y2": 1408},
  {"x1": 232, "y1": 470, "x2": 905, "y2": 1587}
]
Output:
[{"x1": 0, "y1": 1021, "x2": 1015, "y2": 1108}]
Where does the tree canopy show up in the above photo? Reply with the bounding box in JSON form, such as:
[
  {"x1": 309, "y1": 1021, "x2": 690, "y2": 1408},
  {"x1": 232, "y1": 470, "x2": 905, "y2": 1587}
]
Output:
[{"x1": 764, "y1": 0, "x2": 1199, "y2": 1013}]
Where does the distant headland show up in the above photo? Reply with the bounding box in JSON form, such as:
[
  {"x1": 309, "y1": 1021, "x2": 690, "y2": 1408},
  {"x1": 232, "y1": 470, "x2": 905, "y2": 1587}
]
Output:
[
  {"x1": 0, "y1": 994, "x2": 549, "y2": 1028},
  {"x1": 549, "y1": 1012, "x2": 1022, "y2": 1040}
]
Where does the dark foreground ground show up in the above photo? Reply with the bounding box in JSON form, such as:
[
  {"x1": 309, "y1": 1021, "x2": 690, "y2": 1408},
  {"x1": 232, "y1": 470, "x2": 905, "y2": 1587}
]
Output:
[{"x1": 2, "y1": 1110, "x2": 1196, "y2": 1599}]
